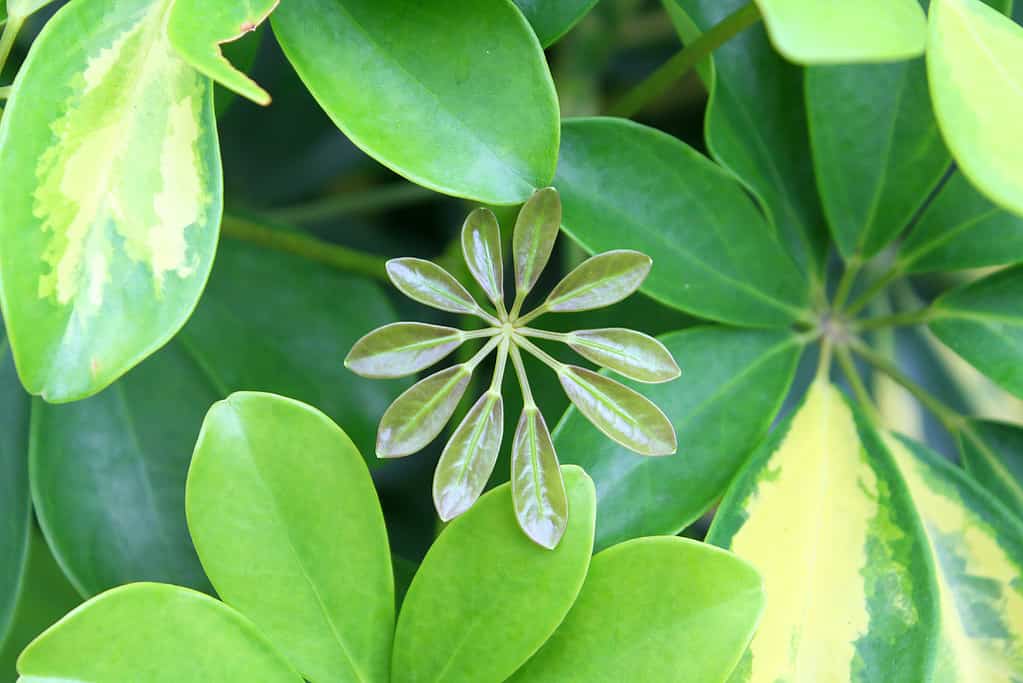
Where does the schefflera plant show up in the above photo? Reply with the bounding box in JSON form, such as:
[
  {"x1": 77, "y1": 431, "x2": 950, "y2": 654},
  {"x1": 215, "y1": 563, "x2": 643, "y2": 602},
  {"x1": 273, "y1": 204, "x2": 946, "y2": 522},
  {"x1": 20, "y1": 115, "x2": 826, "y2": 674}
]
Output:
[{"x1": 346, "y1": 187, "x2": 680, "y2": 549}]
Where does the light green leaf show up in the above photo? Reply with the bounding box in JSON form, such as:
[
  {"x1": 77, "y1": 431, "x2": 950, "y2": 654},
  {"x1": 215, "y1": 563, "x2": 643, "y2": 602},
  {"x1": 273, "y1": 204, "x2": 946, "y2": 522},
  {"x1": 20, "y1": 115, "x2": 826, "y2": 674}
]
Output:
[
  {"x1": 567, "y1": 328, "x2": 680, "y2": 383},
  {"x1": 513, "y1": 187, "x2": 561, "y2": 299},
  {"x1": 960, "y1": 421, "x2": 1023, "y2": 518},
  {"x1": 17, "y1": 584, "x2": 302, "y2": 682},
  {"x1": 668, "y1": 0, "x2": 827, "y2": 275},
  {"x1": 511, "y1": 0, "x2": 598, "y2": 46},
  {"x1": 928, "y1": 0, "x2": 1023, "y2": 217},
  {"x1": 754, "y1": 0, "x2": 926, "y2": 63},
  {"x1": 0, "y1": 0, "x2": 222, "y2": 403},
  {"x1": 885, "y1": 433, "x2": 1023, "y2": 681},
  {"x1": 900, "y1": 171, "x2": 1023, "y2": 273},
  {"x1": 346, "y1": 323, "x2": 466, "y2": 379},
  {"x1": 461, "y1": 208, "x2": 505, "y2": 310},
  {"x1": 709, "y1": 382, "x2": 937, "y2": 682},
  {"x1": 0, "y1": 324, "x2": 29, "y2": 648},
  {"x1": 512, "y1": 407, "x2": 569, "y2": 549},
  {"x1": 392, "y1": 465, "x2": 595, "y2": 683},
  {"x1": 271, "y1": 0, "x2": 559, "y2": 205},
  {"x1": 434, "y1": 390, "x2": 504, "y2": 522},
  {"x1": 377, "y1": 365, "x2": 472, "y2": 458},
  {"x1": 559, "y1": 365, "x2": 676, "y2": 456},
  {"x1": 187, "y1": 393, "x2": 393, "y2": 683},
  {"x1": 509, "y1": 537, "x2": 765, "y2": 683},
  {"x1": 556, "y1": 117, "x2": 810, "y2": 328},
  {"x1": 5, "y1": 0, "x2": 55, "y2": 20},
  {"x1": 387, "y1": 258, "x2": 482, "y2": 316},
  {"x1": 929, "y1": 266, "x2": 1023, "y2": 399},
  {"x1": 167, "y1": 0, "x2": 276, "y2": 105},
  {"x1": 543, "y1": 250, "x2": 651, "y2": 313},
  {"x1": 555, "y1": 327, "x2": 802, "y2": 550}
]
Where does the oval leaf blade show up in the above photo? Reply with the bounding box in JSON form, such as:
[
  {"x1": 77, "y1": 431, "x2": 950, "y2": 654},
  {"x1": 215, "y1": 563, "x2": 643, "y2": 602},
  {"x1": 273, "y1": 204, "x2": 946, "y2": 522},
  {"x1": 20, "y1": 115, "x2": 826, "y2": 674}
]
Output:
[
  {"x1": 461, "y1": 208, "x2": 505, "y2": 309},
  {"x1": 377, "y1": 364, "x2": 472, "y2": 457},
  {"x1": 559, "y1": 365, "x2": 676, "y2": 456},
  {"x1": 509, "y1": 537, "x2": 765, "y2": 683},
  {"x1": 513, "y1": 187, "x2": 561, "y2": 297},
  {"x1": 386, "y1": 258, "x2": 481, "y2": 316},
  {"x1": 346, "y1": 322, "x2": 465, "y2": 379},
  {"x1": 544, "y1": 250, "x2": 651, "y2": 313},
  {"x1": 17, "y1": 584, "x2": 302, "y2": 682},
  {"x1": 512, "y1": 407, "x2": 569, "y2": 549},
  {"x1": 928, "y1": 0, "x2": 1023, "y2": 216},
  {"x1": 271, "y1": 0, "x2": 558, "y2": 204},
  {"x1": 567, "y1": 327, "x2": 680, "y2": 383},
  {"x1": 187, "y1": 393, "x2": 394, "y2": 683},
  {"x1": 0, "y1": 0, "x2": 223, "y2": 402},
  {"x1": 433, "y1": 391, "x2": 504, "y2": 522},
  {"x1": 392, "y1": 466, "x2": 595, "y2": 683},
  {"x1": 959, "y1": 420, "x2": 1023, "y2": 518},
  {"x1": 511, "y1": 0, "x2": 598, "y2": 47}
]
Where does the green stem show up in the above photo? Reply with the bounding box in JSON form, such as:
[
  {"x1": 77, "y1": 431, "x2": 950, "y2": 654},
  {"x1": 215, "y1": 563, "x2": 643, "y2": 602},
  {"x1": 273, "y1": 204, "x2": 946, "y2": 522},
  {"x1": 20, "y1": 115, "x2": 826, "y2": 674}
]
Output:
[
  {"x1": 517, "y1": 327, "x2": 568, "y2": 343},
  {"x1": 489, "y1": 338, "x2": 510, "y2": 392},
  {"x1": 607, "y1": 1, "x2": 762, "y2": 118},
  {"x1": 0, "y1": 16, "x2": 25, "y2": 80},
  {"x1": 853, "y1": 307, "x2": 933, "y2": 332},
  {"x1": 265, "y1": 183, "x2": 436, "y2": 224},
  {"x1": 845, "y1": 267, "x2": 903, "y2": 317},
  {"x1": 836, "y1": 346, "x2": 880, "y2": 422},
  {"x1": 514, "y1": 334, "x2": 566, "y2": 375},
  {"x1": 465, "y1": 335, "x2": 502, "y2": 372},
  {"x1": 510, "y1": 345, "x2": 536, "y2": 408},
  {"x1": 515, "y1": 302, "x2": 549, "y2": 327},
  {"x1": 816, "y1": 337, "x2": 833, "y2": 381},
  {"x1": 832, "y1": 257, "x2": 862, "y2": 311},
  {"x1": 849, "y1": 337, "x2": 966, "y2": 433},
  {"x1": 221, "y1": 213, "x2": 388, "y2": 282}
]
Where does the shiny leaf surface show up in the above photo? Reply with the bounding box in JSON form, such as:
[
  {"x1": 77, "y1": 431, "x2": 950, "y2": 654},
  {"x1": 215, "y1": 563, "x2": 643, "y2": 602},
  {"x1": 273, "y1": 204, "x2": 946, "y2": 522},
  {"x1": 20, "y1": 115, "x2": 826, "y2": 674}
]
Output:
[
  {"x1": 346, "y1": 323, "x2": 466, "y2": 379},
  {"x1": 387, "y1": 258, "x2": 482, "y2": 316},
  {"x1": 377, "y1": 365, "x2": 472, "y2": 457},
  {"x1": 461, "y1": 208, "x2": 504, "y2": 310},
  {"x1": 960, "y1": 421, "x2": 1023, "y2": 518},
  {"x1": 567, "y1": 328, "x2": 680, "y2": 383},
  {"x1": 513, "y1": 187, "x2": 561, "y2": 298},
  {"x1": 433, "y1": 390, "x2": 504, "y2": 522},
  {"x1": 511, "y1": 0, "x2": 598, "y2": 46},
  {"x1": 512, "y1": 407, "x2": 570, "y2": 550},
  {"x1": 543, "y1": 250, "x2": 651, "y2": 313}
]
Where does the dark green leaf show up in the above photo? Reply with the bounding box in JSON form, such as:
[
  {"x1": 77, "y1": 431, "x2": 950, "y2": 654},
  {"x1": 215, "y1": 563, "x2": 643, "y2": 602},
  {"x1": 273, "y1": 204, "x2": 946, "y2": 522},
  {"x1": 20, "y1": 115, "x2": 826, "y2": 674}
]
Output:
[
  {"x1": 930, "y1": 266, "x2": 1023, "y2": 399},
  {"x1": 387, "y1": 258, "x2": 483, "y2": 316},
  {"x1": 554, "y1": 327, "x2": 801, "y2": 550},
  {"x1": 461, "y1": 208, "x2": 505, "y2": 310},
  {"x1": 960, "y1": 420, "x2": 1023, "y2": 517},
  {"x1": 188, "y1": 393, "x2": 393, "y2": 683},
  {"x1": 513, "y1": 187, "x2": 561, "y2": 300},
  {"x1": 272, "y1": 0, "x2": 559, "y2": 204},
  {"x1": 392, "y1": 466, "x2": 595, "y2": 683},
  {"x1": 434, "y1": 390, "x2": 504, "y2": 522},
  {"x1": 377, "y1": 364, "x2": 472, "y2": 458},
  {"x1": 5, "y1": 0, "x2": 57, "y2": 19},
  {"x1": 543, "y1": 250, "x2": 651, "y2": 313},
  {"x1": 556, "y1": 117, "x2": 810, "y2": 328},
  {"x1": 346, "y1": 323, "x2": 466, "y2": 379},
  {"x1": 0, "y1": 323, "x2": 29, "y2": 646},
  {"x1": 511, "y1": 0, "x2": 598, "y2": 46},
  {"x1": 511, "y1": 406, "x2": 569, "y2": 549},
  {"x1": 567, "y1": 328, "x2": 680, "y2": 383}
]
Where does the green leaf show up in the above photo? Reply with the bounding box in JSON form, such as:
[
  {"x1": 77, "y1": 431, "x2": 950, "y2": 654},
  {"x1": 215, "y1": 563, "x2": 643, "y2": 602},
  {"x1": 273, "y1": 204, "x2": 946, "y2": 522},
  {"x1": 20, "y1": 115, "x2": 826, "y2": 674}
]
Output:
[
  {"x1": 559, "y1": 365, "x2": 676, "y2": 456},
  {"x1": 754, "y1": 0, "x2": 926, "y2": 64},
  {"x1": 167, "y1": 0, "x2": 276, "y2": 105},
  {"x1": 377, "y1": 365, "x2": 473, "y2": 458},
  {"x1": 0, "y1": 0, "x2": 223, "y2": 402},
  {"x1": 556, "y1": 117, "x2": 810, "y2": 328},
  {"x1": 29, "y1": 241, "x2": 407, "y2": 597},
  {"x1": 960, "y1": 421, "x2": 1023, "y2": 517},
  {"x1": 555, "y1": 327, "x2": 801, "y2": 550},
  {"x1": 929, "y1": 266, "x2": 1023, "y2": 399},
  {"x1": 346, "y1": 323, "x2": 466, "y2": 379},
  {"x1": 387, "y1": 258, "x2": 482, "y2": 316},
  {"x1": 434, "y1": 391, "x2": 504, "y2": 522},
  {"x1": 668, "y1": 0, "x2": 827, "y2": 275},
  {"x1": 709, "y1": 382, "x2": 937, "y2": 682},
  {"x1": 511, "y1": 0, "x2": 597, "y2": 46},
  {"x1": 543, "y1": 250, "x2": 651, "y2": 313},
  {"x1": 5, "y1": 0, "x2": 56, "y2": 20},
  {"x1": 885, "y1": 433, "x2": 1023, "y2": 681},
  {"x1": 187, "y1": 393, "x2": 393, "y2": 683},
  {"x1": 17, "y1": 583, "x2": 302, "y2": 682},
  {"x1": 271, "y1": 0, "x2": 559, "y2": 205},
  {"x1": 806, "y1": 56, "x2": 949, "y2": 259},
  {"x1": 0, "y1": 324, "x2": 29, "y2": 647},
  {"x1": 509, "y1": 537, "x2": 765, "y2": 682},
  {"x1": 392, "y1": 465, "x2": 595, "y2": 683},
  {"x1": 567, "y1": 328, "x2": 680, "y2": 383},
  {"x1": 513, "y1": 187, "x2": 561, "y2": 299},
  {"x1": 900, "y1": 171, "x2": 1023, "y2": 273},
  {"x1": 928, "y1": 0, "x2": 1023, "y2": 217},
  {"x1": 512, "y1": 407, "x2": 569, "y2": 549},
  {"x1": 461, "y1": 208, "x2": 505, "y2": 310}
]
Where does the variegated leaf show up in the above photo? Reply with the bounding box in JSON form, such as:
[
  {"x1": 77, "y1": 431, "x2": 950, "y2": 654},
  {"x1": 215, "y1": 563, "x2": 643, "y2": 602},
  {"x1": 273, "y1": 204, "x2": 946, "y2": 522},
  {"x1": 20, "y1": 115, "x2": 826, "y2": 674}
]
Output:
[
  {"x1": 433, "y1": 390, "x2": 504, "y2": 521},
  {"x1": 386, "y1": 258, "x2": 481, "y2": 316},
  {"x1": 709, "y1": 381, "x2": 936, "y2": 682},
  {"x1": 885, "y1": 433, "x2": 1023, "y2": 681},
  {"x1": 376, "y1": 364, "x2": 471, "y2": 457},
  {"x1": 0, "y1": 0, "x2": 222, "y2": 402},
  {"x1": 461, "y1": 207, "x2": 505, "y2": 310},
  {"x1": 567, "y1": 328, "x2": 680, "y2": 383},
  {"x1": 512, "y1": 407, "x2": 569, "y2": 549},
  {"x1": 543, "y1": 250, "x2": 651, "y2": 313},
  {"x1": 167, "y1": 0, "x2": 277, "y2": 105},
  {"x1": 513, "y1": 187, "x2": 561, "y2": 298},
  {"x1": 559, "y1": 366, "x2": 676, "y2": 456},
  {"x1": 5, "y1": 0, "x2": 56, "y2": 20},
  {"x1": 345, "y1": 322, "x2": 465, "y2": 379},
  {"x1": 960, "y1": 421, "x2": 1023, "y2": 518}
]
